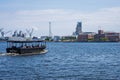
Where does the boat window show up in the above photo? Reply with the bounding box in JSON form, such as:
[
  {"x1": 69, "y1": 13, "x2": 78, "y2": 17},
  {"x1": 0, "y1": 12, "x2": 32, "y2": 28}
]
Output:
[{"x1": 7, "y1": 41, "x2": 46, "y2": 48}]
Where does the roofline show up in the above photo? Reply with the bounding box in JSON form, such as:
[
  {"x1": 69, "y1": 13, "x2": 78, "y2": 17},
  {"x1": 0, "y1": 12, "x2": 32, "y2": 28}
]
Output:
[{"x1": 7, "y1": 40, "x2": 45, "y2": 43}]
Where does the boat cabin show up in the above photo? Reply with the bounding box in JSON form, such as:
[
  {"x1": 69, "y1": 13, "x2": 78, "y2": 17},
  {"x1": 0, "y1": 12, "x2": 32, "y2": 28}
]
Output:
[{"x1": 6, "y1": 40, "x2": 46, "y2": 54}]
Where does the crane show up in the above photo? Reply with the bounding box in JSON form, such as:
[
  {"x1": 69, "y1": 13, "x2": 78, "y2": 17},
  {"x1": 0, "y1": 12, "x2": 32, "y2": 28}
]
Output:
[
  {"x1": 0, "y1": 28, "x2": 3, "y2": 32},
  {"x1": 1, "y1": 31, "x2": 11, "y2": 37},
  {"x1": 26, "y1": 28, "x2": 34, "y2": 38}
]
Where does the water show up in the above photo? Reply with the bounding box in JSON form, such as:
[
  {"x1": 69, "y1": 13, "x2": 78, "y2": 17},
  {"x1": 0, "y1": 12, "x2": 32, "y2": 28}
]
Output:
[{"x1": 0, "y1": 42, "x2": 120, "y2": 80}]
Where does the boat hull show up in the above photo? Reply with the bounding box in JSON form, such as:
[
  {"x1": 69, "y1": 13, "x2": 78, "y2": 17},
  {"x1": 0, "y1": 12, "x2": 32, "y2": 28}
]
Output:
[{"x1": 6, "y1": 47, "x2": 46, "y2": 54}]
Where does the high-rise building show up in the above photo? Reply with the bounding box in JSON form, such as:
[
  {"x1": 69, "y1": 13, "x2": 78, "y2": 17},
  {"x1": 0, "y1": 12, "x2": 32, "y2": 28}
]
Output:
[{"x1": 75, "y1": 22, "x2": 82, "y2": 35}]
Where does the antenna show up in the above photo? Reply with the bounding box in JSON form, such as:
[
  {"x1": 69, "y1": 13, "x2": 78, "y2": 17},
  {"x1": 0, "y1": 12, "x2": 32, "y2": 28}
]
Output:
[{"x1": 49, "y1": 22, "x2": 52, "y2": 37}]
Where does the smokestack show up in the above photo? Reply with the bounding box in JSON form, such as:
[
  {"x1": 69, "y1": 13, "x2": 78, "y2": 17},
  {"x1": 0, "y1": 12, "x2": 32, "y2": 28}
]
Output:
[{"x1": 49, "y1": 21, "x2": 52, "y2": 37}]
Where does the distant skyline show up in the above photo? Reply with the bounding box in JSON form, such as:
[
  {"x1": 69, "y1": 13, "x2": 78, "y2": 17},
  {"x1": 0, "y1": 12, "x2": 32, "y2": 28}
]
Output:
[{"x1": 0, "y1": 0, "x2": 120, "y2": 36}]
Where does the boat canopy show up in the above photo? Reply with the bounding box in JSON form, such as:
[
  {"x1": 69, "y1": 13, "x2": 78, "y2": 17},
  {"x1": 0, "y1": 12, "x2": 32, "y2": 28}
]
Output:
[
  {"x1": 7, "y1": 40, "x2": 45, "y2": 43},
  {"x1": 6, "y1": 40, "x2": 46, "y2": 48}
]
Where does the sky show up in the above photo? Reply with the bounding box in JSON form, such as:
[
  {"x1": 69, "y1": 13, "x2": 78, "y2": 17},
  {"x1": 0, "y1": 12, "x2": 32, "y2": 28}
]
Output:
[{"x1": 0, "y1": 0, "x2": 120, "y2": 37}]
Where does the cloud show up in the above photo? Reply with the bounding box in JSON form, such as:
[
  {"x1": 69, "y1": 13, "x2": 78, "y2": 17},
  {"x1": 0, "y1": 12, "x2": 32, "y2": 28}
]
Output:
[
  {"x1": 82, "y1": 7, "x2": 120, "y2": 31},
  {"x1": 0, "y1": 7, "x2": 120, "y2": 36}
]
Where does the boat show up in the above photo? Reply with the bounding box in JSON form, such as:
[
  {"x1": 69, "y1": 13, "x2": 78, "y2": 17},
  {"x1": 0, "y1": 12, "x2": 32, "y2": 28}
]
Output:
[{"x1": 6, "y1": 40, "x2": 47, "y2": 55}]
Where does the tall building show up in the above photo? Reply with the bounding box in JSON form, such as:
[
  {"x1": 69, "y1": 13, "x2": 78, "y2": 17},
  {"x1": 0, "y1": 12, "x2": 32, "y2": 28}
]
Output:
[{"x1": 75, "y1": 22, "x2": 82, "y2": 35}]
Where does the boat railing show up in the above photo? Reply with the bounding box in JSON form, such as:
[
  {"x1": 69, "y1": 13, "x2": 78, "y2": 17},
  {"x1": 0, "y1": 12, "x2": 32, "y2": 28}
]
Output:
[{"x1": 7, "y1": 40, "x2": 46, "y2": 49}]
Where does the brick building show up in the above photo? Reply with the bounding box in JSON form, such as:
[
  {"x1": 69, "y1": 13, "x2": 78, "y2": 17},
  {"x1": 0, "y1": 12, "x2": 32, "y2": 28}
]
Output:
[
  {"x1": 94, "y1": 30, "x2": 120, "y2": 42},
  {"x1": 77, "y1": 32, "x2": 96, "y2": 42}
]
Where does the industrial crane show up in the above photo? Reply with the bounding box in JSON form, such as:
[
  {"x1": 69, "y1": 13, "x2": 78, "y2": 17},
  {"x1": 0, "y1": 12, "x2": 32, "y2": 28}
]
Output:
[
  {"x1": 0, "y1": 28, "x2": 11, "y2": 37},
  {"x1": 26, "y1": 28, "x2": 34, "y2": 38}
]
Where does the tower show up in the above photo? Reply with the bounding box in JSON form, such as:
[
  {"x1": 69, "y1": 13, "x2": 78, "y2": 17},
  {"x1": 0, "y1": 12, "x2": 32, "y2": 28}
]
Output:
[
  {"x1": 49, "y1": 22, "x2": 52, "y2": 37},
  {"x1": 75, "y1": 22, "x2": 82, "y2": 35},
  {"x1": 98, "y1": 30, "x2": 104, "y2": 34}
]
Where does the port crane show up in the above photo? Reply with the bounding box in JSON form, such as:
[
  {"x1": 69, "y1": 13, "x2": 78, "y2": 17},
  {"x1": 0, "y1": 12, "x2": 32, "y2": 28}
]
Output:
[
  {"x1": 0, "y1": 28, "x2": 3, "y2": 32},
  {"x1": 26, "y1": 28, "x2": 34, "y2": 38},
  {"x1": 0, "y1": 28, "x2": 11, "y2": 37},
  {"x1": 1, "y1": 31, "x2": 11, "y2": 37}
]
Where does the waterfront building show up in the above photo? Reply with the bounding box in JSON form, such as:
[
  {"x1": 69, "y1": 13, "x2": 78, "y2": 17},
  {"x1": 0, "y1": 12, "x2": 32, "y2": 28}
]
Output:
[
  {"x1": 98, "y1": 30, "x2": 104, "y2": 35},
  {"x1": 94, "y1": 30, "x2": 106, "y2": 41},
  {"x1": 41, "y1": 36, "x2": 53, "y2": 41},
  {"x1": 105, "y1": 32, "x2": 120, "y2": 42},
  {"x1": 77, "y1": 32, "x2": 96, "y2": 42},
  {"x1": 61, "y1": 36, "x2": 77, "y2": 42},
  {"x1": 74, "y1": 22, "x2": 82, "y2": 35},
  {"x1": 53, "y1": 36, "x2": 61, "y2": 42},
  {"x1": 32, "y1": 36, "x2": 40, "y2": 41},
  {"x1": 40, "y1": 36, "x2": 48, "y2": 40},
  {"x1": 94, "y1": 30, "x2": 120, "y2": 42}
]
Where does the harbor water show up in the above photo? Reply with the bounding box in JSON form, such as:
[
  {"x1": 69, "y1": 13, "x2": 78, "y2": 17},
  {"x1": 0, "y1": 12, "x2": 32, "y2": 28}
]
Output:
[{"x1": 0, "y1": 42, "x2": 120, "y2": 80}]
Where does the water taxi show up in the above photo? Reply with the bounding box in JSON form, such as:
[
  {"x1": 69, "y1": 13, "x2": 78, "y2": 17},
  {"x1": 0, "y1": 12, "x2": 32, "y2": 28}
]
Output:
[{"x1": 6, "y1": 40, "x2": 47, "y2": 55}]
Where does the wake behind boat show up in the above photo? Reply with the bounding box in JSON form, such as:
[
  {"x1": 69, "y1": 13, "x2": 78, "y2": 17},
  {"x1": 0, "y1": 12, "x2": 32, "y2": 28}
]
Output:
[
  {"x1": 0, "y1": 50, "x2": 48, "y2": 56},
  {"x1": 5, "y1": 40, "x2": 47, "y2": 55}
]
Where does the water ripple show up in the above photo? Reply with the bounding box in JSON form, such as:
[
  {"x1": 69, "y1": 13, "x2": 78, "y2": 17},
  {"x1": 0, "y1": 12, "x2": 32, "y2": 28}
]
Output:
[{"x1": 0, "y1": 42, "x2": 120, "y2": 80}]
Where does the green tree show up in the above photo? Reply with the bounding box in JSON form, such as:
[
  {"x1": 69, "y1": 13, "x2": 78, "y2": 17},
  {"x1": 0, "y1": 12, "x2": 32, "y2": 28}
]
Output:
[{"x1": 100, "y1": 38, "x2": 108, "y2": 41}]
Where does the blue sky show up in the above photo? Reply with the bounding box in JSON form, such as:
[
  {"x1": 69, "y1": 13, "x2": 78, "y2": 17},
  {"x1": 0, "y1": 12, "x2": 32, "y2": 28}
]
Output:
[
  {"x1": 0, "y1": 0, "x2": 120, "y2": 36},
  {"x1": 0, "y1": 0, "x2": 120, "y2": 12}
]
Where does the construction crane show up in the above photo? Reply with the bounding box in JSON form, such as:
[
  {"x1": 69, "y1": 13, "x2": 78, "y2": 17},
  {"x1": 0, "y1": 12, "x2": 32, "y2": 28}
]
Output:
[
  {"x1": 0, "y1": 28, "x2": 3, "y2": 32},
  {"x1": 26, "y1": 28, "x2": 34, "y2": 38},
  {"x1": 0, "y1": 28, "x2": 12, "y2": 37},
  {"x1": 12, "y1": 30, "x2": 18, "y2": 37},
  {"x1": 0, "y1": 30, "x2": 11, "y2": 37}
]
